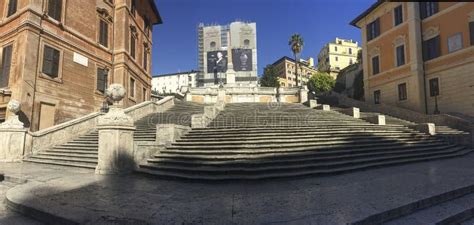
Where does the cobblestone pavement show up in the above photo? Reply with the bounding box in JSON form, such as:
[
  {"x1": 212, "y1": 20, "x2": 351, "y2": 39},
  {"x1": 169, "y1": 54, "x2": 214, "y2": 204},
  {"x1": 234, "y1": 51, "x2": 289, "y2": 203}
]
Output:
[
  {"x1": 2, "y1": 154, "x2": 474, "y2": 225},
  {"x1": 0, "y1": 181, "x2": 42, "y2": 225}
]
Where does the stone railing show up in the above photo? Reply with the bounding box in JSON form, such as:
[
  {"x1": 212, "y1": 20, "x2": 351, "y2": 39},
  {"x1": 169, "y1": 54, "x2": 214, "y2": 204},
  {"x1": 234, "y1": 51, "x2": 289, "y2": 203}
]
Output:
[
  {"x1": 191, "y1": 88, "x2": 226, "y2": 128},
  {"x1": 184, "y1": 86, "x2": 306, "y2": 104},
  {"x1": 25, "y1": 96, "x2": 174, "y2": 155},
  {"x1": 330, "y1": 91, "x2": 472, "y2": 132}
]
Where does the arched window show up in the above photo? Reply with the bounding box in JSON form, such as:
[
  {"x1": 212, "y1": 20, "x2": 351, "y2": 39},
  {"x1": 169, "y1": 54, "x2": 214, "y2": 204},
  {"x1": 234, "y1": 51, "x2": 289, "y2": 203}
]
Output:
[{"x1": 244, "y1": 39, "x2": 250, "y2": 46}]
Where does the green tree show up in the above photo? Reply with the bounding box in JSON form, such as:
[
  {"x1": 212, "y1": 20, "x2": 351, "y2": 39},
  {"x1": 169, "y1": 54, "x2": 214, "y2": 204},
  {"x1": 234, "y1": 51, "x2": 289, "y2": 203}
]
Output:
[
  {"x1": 307, "y1": 72, "x2": 335, "y2": 94},
  {"x1": 259, "y1": 64, "x2": 280, "y2": 87},
  {"x1": 353, "y1": 70, "x2": 364, "y2": 100},
  {"x1": 288, "y1": 34, "x2": 304, "y2": 87}
]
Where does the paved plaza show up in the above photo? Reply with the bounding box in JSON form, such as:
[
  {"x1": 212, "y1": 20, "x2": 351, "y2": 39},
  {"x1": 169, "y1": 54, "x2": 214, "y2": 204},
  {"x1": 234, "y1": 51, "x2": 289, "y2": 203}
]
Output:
[{"x1": 1, "y1": 153, "x2": 474, "y2": 224}]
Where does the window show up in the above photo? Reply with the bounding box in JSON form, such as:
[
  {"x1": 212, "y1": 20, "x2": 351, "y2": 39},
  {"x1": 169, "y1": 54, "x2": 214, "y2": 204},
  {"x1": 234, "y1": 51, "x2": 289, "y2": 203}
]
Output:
[
  {"x1": 374, "y1": 90, "x2": 381, "y2": 104},
  {"x1": 335, "y1": 56, "x2": 338, "y2": 61},
  {"x1": 7, "y1": 0, "x2": 17, "y2": 17},
  {"x1": 143, "y1": 45, "x2": 148, "y2": 71},
  {"x1": 367, "y1": 18, "x2": 380, "y2": 41},
  {"x1": 372, "y1": 56, "x2": 380, "y2": 75},
  {"x1": 429, "y1": 78, "x2": 439, "y2": 97},
  {"x1": 398, "y1": 83, "x2": 407, "y2": 101},
  {"x1": 470, "y1": 22, "x2": 474, "y2": 46},
  {"x1": 47, "y1": 0, "x2": 62, "y2": 21},
  {"x1": 396, "y1": 45, "x2": 405, "y2": 66},
  {"x1": 349, "y1": 59, "x2": 353, "y2": 65},
  {"x1": 129, "y1": 77, "x2": 135, "y2": 98},
  {"x1": 422, "y1": 36, "x2": 440, "y2": 61},
  {"x1": 131, "y1": 0, "x2": 136, "y2": 16},
  {"x1": 420, "y1": 2, "x2": 438, "y2": 19},
  {"x1": 0, "y1": 45, "x2": 13, "y2": 88},
  {"x1": 394, "y1": 5, "x2": 403, "y2": 26},
  {"x1": 335, "y1": 46, "x2": 338, "y2": 51},
  {"x1": 96, "y1": 68, "x2": 108, "y2": 93},
  {"x1": 244, "y1": 39, "x2": 250, "y2": 46},
  {"x1": 144, "y1": 17, "x2": 151, "y2": 35},
  {"x1": 130, "y1": 33, "x2": 136, "y2": 59},
  {"x1": 210, "y1": 41, "x2": 216, "y2": 48},
  {"x1": 349, "y1": 48, "x2": 352, "y2": 55},
  {"x1": 142, "y1": 88, "x2": 147, "y2": 101},
  {"x1": 42, "y1": 45, "x2": 61, "y2": 78},
  {"x1": 99, "y1": 20, "x2": 109, "y2": 47}
]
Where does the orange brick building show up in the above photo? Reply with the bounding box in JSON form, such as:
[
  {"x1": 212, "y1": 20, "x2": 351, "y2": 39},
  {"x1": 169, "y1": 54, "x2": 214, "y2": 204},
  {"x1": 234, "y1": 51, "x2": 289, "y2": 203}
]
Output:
[
  {"x1": 351, "y1": 1, "x2": 474, "y2": 117},
  {"x1": 0, "y1": 0, "x2": 161, "y2": 131}
]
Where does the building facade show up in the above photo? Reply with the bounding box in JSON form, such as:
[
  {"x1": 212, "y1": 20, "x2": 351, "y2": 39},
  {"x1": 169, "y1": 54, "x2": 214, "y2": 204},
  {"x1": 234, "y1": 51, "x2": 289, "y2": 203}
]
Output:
[
  {"x1": 152, "y1": 71, "x2": 198, "y2": 94},
  {"x1": 197, "y1": 21, "x2": 258, "y2": 87},
  {"x1": 318, "y1": 37, "x2": 361, "y2": 78},
  {"x1": 0, "y1": 0, "x2": 161, "y2": 130},
  {"x1": 272, "y1": 56, "x2": 318, "y2": 87},
  {"x1": 351, "y1": 1, "x2": 474, "y2": 116}
]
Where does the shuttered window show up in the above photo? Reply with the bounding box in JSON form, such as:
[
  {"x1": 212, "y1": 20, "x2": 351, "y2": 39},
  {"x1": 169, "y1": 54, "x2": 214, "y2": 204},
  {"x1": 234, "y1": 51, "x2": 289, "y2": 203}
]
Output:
[
  {"x1": 142, "y1": 88, "x2": 146, "y2": 101},
  {"x1": 47, "y1": 0, "x2": 62, "y2": 21},
  {"x1": 429, "y1": 78, "x2": 440, "y2": 97},
  {"x1": 143, "y1": 45, "x2": 148, "y2": 71},
  {"x1": 131, "y1": 0, "x2": 136, "y2": 16},
  {"x1": 423, "y1": 36, "x2": 440, "y2": 61},
  {"x1": 129, "y1": 78, "x2": 135, "y2": 98},
  {"x1": 366, "y1": 18, "x2": 380, "y2": 41},
  {"x1": 0, "y1": 45, "x2": 13, "y2": 88},
  {"x1": 7, "y1": 0, "x2": 18, "y2": 17},
  {"x1": 99, "y1": 20, "x2": 109, "y2": 47},
  {"x1": 372, "y1": 56, "x2": 380, "y2": 75},
  {"x1": 130, "y1": 33, "x2": 136, "y2": 59},
  {"x1": 394, "y1": 5, "x2": 403, "y2": 26},
  {"x1": 396, "y1": 45, "x2": 405, "y2": 66},
  {"x1": 42, "y1": 45, "x2": 60, "y2": 78},
  {"x1": 374, "y1": 90, "x2": 381, "y2": 104},
  {"x1": 470, "y1": 22, "x2": 474, "y2": 46},
  {"x1": 398, "y1": 83, "x2": 407, "y2": 101},
  {"x1": 97, "y1": 68, "x2": 108, "y2": 93},
  {"x1": 420, "y1": 2, "x2": 438, "y2": 20}
]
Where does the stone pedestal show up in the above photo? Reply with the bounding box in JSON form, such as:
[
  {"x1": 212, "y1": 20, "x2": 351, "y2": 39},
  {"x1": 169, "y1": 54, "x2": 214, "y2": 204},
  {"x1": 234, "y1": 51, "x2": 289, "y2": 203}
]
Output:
[
  {"x1": 226, "y1": 73, "x2": 235, "y2": 85},
  {"x1": 156, "y1": 124, "x2": 191, "y2": 146},
  {"x1": 299, "y1": 87, "x2": 308, "y2": 103},
  {"x1": 0, "y1": 100, "x2": 27, "y2": 162},
  {"x1": 350, "y1": 107, "x2": 360, "y2": 118},
  {"x1": 317, "y1": 104, "x2": 331, "y2": 111},
  {"x1": 309, "y1": 100, "x2": 318, "y2": 108},
  {"x1": 96, "y1": 106, "x2": 136, "y2": 174},
  {"x1": 366, "y1": 115, "x2": 386, "y2": 125}
]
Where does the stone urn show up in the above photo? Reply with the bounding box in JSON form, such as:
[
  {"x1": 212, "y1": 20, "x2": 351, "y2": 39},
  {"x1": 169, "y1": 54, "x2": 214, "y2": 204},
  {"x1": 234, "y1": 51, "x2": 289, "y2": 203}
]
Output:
[
  {"x1": 0, "y1": 100, "x2": 24, "y2": 129},
  {"x1": 105, "y1": 83, "x2": 126, "y2": 104}
]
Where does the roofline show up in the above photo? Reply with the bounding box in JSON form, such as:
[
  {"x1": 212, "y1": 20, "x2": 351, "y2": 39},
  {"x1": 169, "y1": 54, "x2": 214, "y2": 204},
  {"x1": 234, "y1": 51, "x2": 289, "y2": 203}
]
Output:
[
  {"x1": 350, "y1": 0, "x2": 385, "y2": 28},
  {"x1": 150, "y1": 0, "x2": 163, "y2": 25},
  {"x1": 153, "y1": 70, "x2": 200, "y2": 78}
]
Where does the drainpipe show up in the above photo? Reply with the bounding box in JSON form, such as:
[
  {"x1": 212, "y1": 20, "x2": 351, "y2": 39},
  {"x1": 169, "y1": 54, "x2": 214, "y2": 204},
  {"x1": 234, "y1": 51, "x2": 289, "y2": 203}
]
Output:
[
  {"x1": 420, "y1": 9, "x2": 429, "y2": 115},
  {"x1": 30, "y1": 1, "x2": 45, "y2": 131}
]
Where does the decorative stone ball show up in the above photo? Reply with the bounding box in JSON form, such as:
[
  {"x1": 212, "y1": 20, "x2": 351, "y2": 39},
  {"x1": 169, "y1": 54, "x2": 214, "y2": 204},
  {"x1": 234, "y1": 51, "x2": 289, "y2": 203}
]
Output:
[
  {"x1": 106, "y1": 84, "x2": 126, "y2": 102},
  {"x1": 7, "y1": 100, "x2": 21, "y2": 114}
]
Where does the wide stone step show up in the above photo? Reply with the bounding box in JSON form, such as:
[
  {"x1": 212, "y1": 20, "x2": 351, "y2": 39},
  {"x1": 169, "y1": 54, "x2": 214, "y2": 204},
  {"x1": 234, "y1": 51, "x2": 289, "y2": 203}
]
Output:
[
  {"x1": 61, "y1": 143, "x2": 98, "y2": 147},
  {"x1": 173, "y1": 135, "x2": 431, "y2": 146},
  {"x1": 23, "y1": 159, "x2": 96, "y2": 169},
  {"x1": 190, "y1": 125, "x2": 408, "y2": 133},
  {"x1": 157, "y1": 143, "x2": 453, "y2": 162},
  {"x1": 149, "y1": 146, "x2": 465, "y2": 172},
  {"x1": 166, "y1": 137, "x2": 438, "y2": 150},
  {"x1": 180, "y1": 131, "x2": 424, "y2": 141},
  {"x1": 161, "y1": 141, "x2": 445, "y2": 155},
  {"x1": 52, "y1": 146, "x2": 97, "y2": 151},
  {"x1": 28, "y1": 155, "x2": 98, "y2": 163},
  {"x1": 138, "y1": 149, "x2": 471, "y2": 180},
  {"x1": 44, "y1": 149, "x2": 98, "y2": 154},
  {"x1": 38, "y1": 152, "x2": 98, "y2": 158}
]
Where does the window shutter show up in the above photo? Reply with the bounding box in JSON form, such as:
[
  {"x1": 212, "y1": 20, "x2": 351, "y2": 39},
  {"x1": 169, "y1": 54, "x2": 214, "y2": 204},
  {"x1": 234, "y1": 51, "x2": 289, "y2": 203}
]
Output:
[
  {"x1": 7, "y1": 0, "x2": 18, "y2": 17},
  {"x1": 432, "y1": 2, "x2": 439, "y2": 14},
  {"x1": 419, "y1": 2, "x2": 427, "y2": 19},
  {"x1": 366, "y1": 24, "x2": 372, "y2": 41},
  {"x1": 48, "y1": 0, "x2": 62, "y2": 21},
  {"x1": 375, "y1": 18, "x2": 380, "y2": 37},
  {"x1": 0, "y1": 45, "x2": 13, "y2": 88},
  {"x1": 97, "y1": 69, "x2": 108, "y2": 93},
  {"x1": 470, "y1": 22, "x2": 474, "y2": 46},
  {"x1": 42, "y1": 47, "x2": 53, "y2": 76},
  {"x1": 51, "y1": 48, "x2": 60, "y2": 78},
  {"x1": 99, "y1": 20, "x2": 108, "y2": 47},
  {"x1": 433, "y1": 36, "x2": 440, "y2": 58}
]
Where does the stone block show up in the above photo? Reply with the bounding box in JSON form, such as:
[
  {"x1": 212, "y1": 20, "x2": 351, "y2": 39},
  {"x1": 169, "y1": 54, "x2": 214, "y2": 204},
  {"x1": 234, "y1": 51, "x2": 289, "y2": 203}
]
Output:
[
  {"x1": 299, "y1": 88, "x2": 308, "y2": 103},
  {"x1": 156, "y1": 124, "x2": 191, "y2": 146},
  {"x1": 350, "y1": 107, "x2": 360, "y2": 119},
  {"x1": 366, "y1": 115, "x2": 386, "y2": 125},
  {"x1": 317, "y1": 104, "x2": 330, "y2": 111},
  {"x1": 0, "y1": 128, "x2": 27, "y2": 162},
  {"x1": 191, "y1": 114, "x2": 207, "y2": 128},
  {"x1": 309, "y1": 100, "x2": 318, "y2": 108},
  {"x1": 409, "y1": 123, "x2": 436, "y2": 136}
]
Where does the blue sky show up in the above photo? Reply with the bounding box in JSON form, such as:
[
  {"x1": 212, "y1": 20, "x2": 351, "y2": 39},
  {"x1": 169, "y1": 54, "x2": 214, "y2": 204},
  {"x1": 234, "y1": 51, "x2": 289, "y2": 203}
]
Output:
[{"x1": 151, "y1": 0, "x2": 374, "y2": 76}]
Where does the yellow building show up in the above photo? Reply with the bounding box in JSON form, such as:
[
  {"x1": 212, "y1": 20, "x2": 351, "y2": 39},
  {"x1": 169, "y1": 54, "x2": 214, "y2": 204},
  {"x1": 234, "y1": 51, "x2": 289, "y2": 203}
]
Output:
[
  {"x1": 318, "y1": 38, "x2": 361, "y2": 78},
  {"x1": 351, "y1": 1, "x2": 474, "y2": 117},
  {"x1": 272, "y1": 56, "x2": 318, "y2": 87}
]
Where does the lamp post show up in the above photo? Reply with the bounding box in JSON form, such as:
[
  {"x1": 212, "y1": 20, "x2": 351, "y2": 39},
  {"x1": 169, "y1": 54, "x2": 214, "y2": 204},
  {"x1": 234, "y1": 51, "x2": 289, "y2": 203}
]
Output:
[{"x1": 433, "y1": 94, "x2": 440, "y2": 114}]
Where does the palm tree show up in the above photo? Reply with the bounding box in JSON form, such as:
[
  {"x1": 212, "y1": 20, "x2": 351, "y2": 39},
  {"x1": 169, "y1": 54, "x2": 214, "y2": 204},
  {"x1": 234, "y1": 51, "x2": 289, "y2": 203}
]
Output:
[{"x1": 289, "y1": 34, "x2": 304, "y2": 87}]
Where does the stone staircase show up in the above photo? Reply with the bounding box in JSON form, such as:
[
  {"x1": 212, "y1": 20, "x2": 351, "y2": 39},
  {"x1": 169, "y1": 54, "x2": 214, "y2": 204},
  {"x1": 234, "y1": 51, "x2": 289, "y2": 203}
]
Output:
[
  {"x1": 23, "y1": 100, "x2": 208, "y2": 169},
  {"x1": 138, "y1": 103, "x2": 471, "y2": 180}
]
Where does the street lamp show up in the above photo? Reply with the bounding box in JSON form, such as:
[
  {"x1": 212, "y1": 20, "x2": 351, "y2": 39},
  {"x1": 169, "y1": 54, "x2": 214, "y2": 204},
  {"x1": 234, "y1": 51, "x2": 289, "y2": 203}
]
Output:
[{"x1": 433, "y1": 93, "x2": 440, "y2": 114}]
